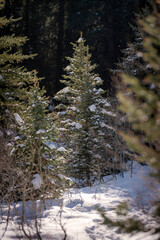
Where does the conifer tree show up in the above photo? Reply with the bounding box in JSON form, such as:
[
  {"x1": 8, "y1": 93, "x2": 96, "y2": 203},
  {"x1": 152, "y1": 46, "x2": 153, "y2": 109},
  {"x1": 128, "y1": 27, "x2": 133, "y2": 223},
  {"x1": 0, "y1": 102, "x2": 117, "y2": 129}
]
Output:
[
  {"x1": 54, "y1": 34, "x2": 117, "y2": 186},
  {"x1": 0, "y1": 0, "x2": 35, "y2": 131},
  {"x1": 118, "y1": 2, "x2": 160, "y2": 180},
  {"x1": 113, "y1": 1, "x2": 153, "y2": 91},
  {"x1": 13, "y1": 72, "x2": 62, "y2": 200},
  {"x1": 100, "y1": 0, "x2": 160, "y2": 234}
]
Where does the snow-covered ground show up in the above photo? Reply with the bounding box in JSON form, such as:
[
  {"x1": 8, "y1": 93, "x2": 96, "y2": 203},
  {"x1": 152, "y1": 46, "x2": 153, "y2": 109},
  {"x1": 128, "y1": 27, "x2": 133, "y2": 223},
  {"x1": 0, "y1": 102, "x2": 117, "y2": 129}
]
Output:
[{"x1": 1, "y1": 162, "x2": 160, "y2": 240}]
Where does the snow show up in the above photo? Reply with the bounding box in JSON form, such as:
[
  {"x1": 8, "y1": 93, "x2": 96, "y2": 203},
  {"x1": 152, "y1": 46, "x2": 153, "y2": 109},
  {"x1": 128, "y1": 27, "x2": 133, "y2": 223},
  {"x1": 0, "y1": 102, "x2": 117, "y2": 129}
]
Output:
[
  {"x1": 106, "y1": 143, "x2": 112, "y2": 149},
  {"x1": 101, "y1": 109, "x2": 117, "y2": 117},
  {"x1": 93, "y1": 138, "x2": 98, "y2": 143},
  {"x1": 89, "y1": 104, "x2": 97, "y2": 112},
  {"x1": 69, "y1": 106, "x2": 77, "y2": 111},
  {"x1": 17, "y1": 144, "x2": 25, "y2": 148},
  {"x1": 104, "y1": 102, "x2": 111, "y2": 107},
  {"x1": 58, "y1": 111, "x2": 66, "y2": 116},
  {"x1": 32, "y1": 174, "x2": 43, "y2": 189},
  {"x1": 77, "y1": 37, "x2": 83, "y2": 43},
  {"x1": 36, "y1": 129, "x2": 46, "y2": 134},
  {"x1": 48, "y1": 143, "x2": 57, "y2": 150},
  {"x1": 75, "y1": 123, "x2": 82, "y2": 129},
  {"x1": 57, "y1": 147, "x2": 67, "y2": 152},
  {"x1": 14, "y1": 113, "x2": 24, "y2": 126},
  {"x1": 1, "y1": 162, "x2": 160, "y2": 240},
  {"x1": 96, "y1": 88, "x2": 104, "y2": 94},
  {"x1": 5, "y1": 109, "x2": 10, "y2": 114},
  {"x1": 14, "y1": 136, "x2": 21, "y2": 141},
  {"x1": 100, "y1": 122, "x2": 115, "y2": 131},
  {"x1": 6, "y1": 143, "x2": 13, "y2": 147},
  {"x1": 146, "y1": 64, "x2": 151, "y2": 69},
  {"x1": 6, "y1": 130, "x2": 13, "y2": 136},
  {"x1": 59, "y1": 127, "x2": 67, "y2": 132},
  {"x1": 61, "y1": 87, "x2": 70, "y2": 93},
  {"x1": 150, "y1": 83, "x2": 155, "y2": 89},
  {"x1": 66, "y1": 66, "x2": 71, "y2": 71},
  {"x1": 10, "y1": 148, "x2": 15, "y2": 155},
  {"x1": 94, "y1": 77, "x2": 102, "y2": 84}
]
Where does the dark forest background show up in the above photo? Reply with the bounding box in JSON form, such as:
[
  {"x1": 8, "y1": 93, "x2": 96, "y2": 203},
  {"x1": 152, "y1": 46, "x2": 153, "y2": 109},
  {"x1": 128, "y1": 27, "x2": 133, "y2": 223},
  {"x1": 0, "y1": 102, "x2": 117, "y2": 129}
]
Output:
[{"x1": 3, "y1": 0, "x2": 147, "y2": 96}]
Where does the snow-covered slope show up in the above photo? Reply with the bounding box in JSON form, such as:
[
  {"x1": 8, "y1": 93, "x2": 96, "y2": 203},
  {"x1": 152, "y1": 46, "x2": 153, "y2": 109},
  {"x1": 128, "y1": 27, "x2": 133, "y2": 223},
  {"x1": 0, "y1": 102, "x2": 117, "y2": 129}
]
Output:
[{"x1": 1, "y1": 162, "x2": 160, "y2": 240}]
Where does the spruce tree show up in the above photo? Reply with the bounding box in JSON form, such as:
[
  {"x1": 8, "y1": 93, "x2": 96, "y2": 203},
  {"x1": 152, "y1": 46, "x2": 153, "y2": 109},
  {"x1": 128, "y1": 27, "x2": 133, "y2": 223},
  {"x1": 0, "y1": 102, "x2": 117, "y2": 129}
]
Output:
[
  {"x1": 113, "y1": 1, "x2": 153, "y2": 91},
  {"x1": 54, "y1": 34, "x2": 117, "y2": 186},
  {"x1": 0, "y1": 0, "x2": 35, "y2": 131},
  {"x1": 118, "y1": 3, "x2": 160, "y2": 179},
  {"x1": 100, "y1": 0, "x2": 160, "y2": 234},
  {"x1": 13, "y1": 72, "x2": 62, "y2": 200}
]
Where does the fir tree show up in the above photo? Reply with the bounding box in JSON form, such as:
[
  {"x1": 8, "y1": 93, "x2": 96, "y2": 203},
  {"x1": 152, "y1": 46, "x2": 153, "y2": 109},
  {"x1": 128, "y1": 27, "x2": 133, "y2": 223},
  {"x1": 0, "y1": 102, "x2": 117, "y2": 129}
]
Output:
[
  {"x1": 13, "y1": 72, "x2": 62, "y2": 200},
  {"x1": 113, "y1": 1, "x2": 153, "y2": 91},
  {"x1": 100, "y1": 0, "x2": 160, "y2": 234},
  {"x1": 54, "y1": 34, "x2": 117, "y2": 186},
  {"x1": 0, "y1": 0, "x2": 35, "y2": 131},
  {"x1": 118, "y1": 3, "x2": 160, "y2": 180}
]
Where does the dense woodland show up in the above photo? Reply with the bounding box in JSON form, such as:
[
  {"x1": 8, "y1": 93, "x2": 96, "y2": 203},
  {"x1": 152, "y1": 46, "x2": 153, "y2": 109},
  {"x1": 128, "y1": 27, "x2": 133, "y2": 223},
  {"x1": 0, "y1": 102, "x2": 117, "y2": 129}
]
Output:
[
  {"x1": 2, "y1": 0, "x2": 148, "y2": 95},
  {"x1": 0, "y1": 0, "x2": 160, "y2": 239}
]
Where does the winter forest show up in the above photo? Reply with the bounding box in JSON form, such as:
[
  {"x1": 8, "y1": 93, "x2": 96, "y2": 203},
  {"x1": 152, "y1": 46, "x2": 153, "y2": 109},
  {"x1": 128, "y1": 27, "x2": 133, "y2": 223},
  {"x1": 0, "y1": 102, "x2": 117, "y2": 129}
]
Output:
[{"x1": 0, "y1": 0, "x2": 160, "y2": 239}]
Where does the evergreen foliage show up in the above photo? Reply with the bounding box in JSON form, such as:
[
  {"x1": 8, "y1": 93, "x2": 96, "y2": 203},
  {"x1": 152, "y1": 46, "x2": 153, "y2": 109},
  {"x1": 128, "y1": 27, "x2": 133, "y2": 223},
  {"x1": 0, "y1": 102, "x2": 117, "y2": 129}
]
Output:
[
  {"x1": 113, "y1": 1, "x2": 154, "y2": 93},
  {"x1": 100, "y1": 0, "x2": 160, "y2": 234},
  {"x1": 13, "y1": 72, "x2": 62, "y2": 200},
  {"x1": 0, "y1": 0, "x2": 35, "y2": 129},
  {"x1": 54, "y1": 34, "x2": 118, "y2": 186},
  {"x1": 118, "y1": 2, "x2": 160, "y2": 179},
  {"x1": 5, "y1": 0, "x2": 147, "y2": 95}
]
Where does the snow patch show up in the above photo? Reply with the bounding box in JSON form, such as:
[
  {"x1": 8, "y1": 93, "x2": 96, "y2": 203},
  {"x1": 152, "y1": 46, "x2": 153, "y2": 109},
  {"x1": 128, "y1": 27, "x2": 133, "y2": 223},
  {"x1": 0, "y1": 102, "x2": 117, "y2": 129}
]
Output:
[
  {"x1": 75, "y1": 123, "x2": 82, "y2": 129},
  {"x1": 94, "y1": 77, "x2": 102, "y2": 84},
  {"x1": 32, "y1": 174, "x2": 43, "y2": 189},
  {"x1": 66, "y1": 66, "x2": 71, "y2": 71},
  {"x1": 14, "y1": 113, "x2": 24, "y2": 126},
  {"x1": 101, "y1": 109, "x2": 116, "y2": 117},
  {"x1": 36, "y1": 129, "x2": 46, "y2": 135},
  {"x1": 62, "y1": 87, "x2": 69, "y2": 93},
  {"x1": 7, "y1": 143, "x2": 13, "y2": 147},
  {"x1": 150, "y1": 83, "x2": 155, "y2": 89},
  {"x1": 77, "y1": 37, "x2": 83, "y2": 43},
  {"x1": 5, "y1": 109, "x2": 10, "y2": 114},
  {"x1": 89, "y1": 105, "x2": 97, "y2": 112},
  {"x1": 0, "y1": 162, "x2": 160, "y2": 240},
  {"x1": 104, "y1": 102, "x2": 111, "y2": 107},
  {"x1": 100, "y1": 123, "x2": 115, "y2": 131},
  {"x1": 10, "y1": 148, "x2": 15, "y2": 156},
  {"x1": 69, "y1": 106, "x2": 77, "y2": 111},
  {"x1": 14, "y1": 136, "x2": 21, "y2": 141},
  {"x1": 17, "y1": 144, "x2": 25, "y2": 148},
  {"x1": 48, "y1": 143, "x2": 57, "y2": 150},
  {"x1": 106, "y1": 143, "x2": 112, "y2": 149},
  {"x1": 6, "y1": 130, "x2": 13, "y2": 136},
  {"x1": 58, "y1": 111, "x2": 66, "y2": 116},
  {"x1": 57, "y1": 147, "x2": 67, "y2": 152}
]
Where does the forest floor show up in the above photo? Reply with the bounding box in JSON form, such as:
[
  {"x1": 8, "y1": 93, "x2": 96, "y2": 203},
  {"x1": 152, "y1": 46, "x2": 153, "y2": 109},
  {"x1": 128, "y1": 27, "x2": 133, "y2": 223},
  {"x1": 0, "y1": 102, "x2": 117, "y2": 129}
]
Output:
[{"x1": 1, "y1": 161, "x2": 160, "y2": 240}]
